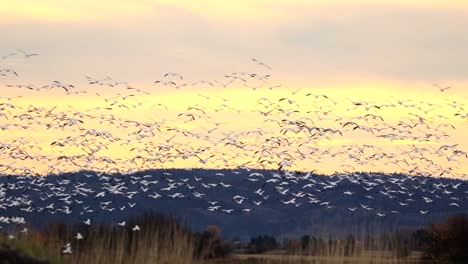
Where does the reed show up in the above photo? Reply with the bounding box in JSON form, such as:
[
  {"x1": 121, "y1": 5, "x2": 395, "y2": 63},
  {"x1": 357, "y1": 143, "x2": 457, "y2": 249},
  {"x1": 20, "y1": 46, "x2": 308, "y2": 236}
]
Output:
[{"x1": 0, "y1": 212, "x2": 435, "y2": 264}]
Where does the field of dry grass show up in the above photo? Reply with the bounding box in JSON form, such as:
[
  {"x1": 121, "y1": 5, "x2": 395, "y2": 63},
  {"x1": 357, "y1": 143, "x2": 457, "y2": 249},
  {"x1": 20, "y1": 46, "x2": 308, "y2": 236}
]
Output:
[
  {"x1": 0, "y1": 213, "x2": 195, "y2": 264},
  {"x1": 0, "y1": 232, "x2": 424, "y2": 264},
  {"x1": 227, "y1": 251, "x2": 424, "y2": 264},
  {"x1": 0, "y1": 242, "x2": 425, "y2": 264},
  {"x1": 9, "y1": 211, "x2": 468, "y2": 264}
]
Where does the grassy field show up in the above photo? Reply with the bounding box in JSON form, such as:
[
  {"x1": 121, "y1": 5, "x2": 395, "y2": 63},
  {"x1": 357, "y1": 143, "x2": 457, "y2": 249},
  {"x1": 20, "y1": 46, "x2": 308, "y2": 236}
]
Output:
[
  {"x1": 0, "y1": 213, "x2": 196, "y2": 264},
  {"x1": 226, "y1": 251, "x2": 424, "y2": 264},
  {"x1": 0, "y1": 243, "x2": 424, "y2": 264},
  {"x1": 9, "y1": 211, "x2": 468, "y2": 264},
  {"x1": 0, "y1": 235, "x2": 425, "y2": 264}
]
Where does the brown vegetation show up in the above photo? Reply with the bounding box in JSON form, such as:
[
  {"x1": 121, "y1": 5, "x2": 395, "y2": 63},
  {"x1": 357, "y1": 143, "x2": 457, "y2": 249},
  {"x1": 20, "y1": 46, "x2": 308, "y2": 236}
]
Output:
[
  {"x1": 3, "y1": 213, "x2": 468, "y2": 264},
  {"x1": 0, "y1": 213, "x2": 231, "y2": 264},
  {"x1": 0, "y1": 243, "x2": 49, "y2": 264},
  {"x1": 420, "y1": 213, "x2": 468, "y2": 263}
]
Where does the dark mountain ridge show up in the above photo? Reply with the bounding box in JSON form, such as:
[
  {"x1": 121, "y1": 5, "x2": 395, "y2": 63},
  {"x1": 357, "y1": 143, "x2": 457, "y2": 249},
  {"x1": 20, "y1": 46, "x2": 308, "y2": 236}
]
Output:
[{"x1": 1, "y1": 169, "x2": 467, "y2": 239}]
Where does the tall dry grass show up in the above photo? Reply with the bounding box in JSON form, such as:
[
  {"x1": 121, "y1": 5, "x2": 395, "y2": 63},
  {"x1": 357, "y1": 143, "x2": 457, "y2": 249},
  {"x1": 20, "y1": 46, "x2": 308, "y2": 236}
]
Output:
[
  {"x1": 1, "y1": 213, "x2": 196, "y2": 264},
  {"x1": 0, "y1": 212, "x2": 431, "y2": 264}
]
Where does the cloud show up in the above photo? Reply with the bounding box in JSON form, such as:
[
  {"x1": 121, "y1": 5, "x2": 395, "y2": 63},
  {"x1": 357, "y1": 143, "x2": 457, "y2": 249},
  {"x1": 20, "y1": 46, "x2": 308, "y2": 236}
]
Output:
[
  {"x1": 1, "y1": 1, "x2": 468, "y2": 84},
  {"x1": 0, "y1": 0, "x2": 157, "y2": 22},
  {"x1": 268, "y1": 3, "x2": 468, "y2": 81}
]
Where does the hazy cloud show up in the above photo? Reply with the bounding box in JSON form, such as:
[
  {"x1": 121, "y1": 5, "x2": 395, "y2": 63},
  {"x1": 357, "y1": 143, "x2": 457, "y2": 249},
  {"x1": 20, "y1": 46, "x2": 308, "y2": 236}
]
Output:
[{"x1": 1, "y1": 1, "x2": 468, "y2": 84}]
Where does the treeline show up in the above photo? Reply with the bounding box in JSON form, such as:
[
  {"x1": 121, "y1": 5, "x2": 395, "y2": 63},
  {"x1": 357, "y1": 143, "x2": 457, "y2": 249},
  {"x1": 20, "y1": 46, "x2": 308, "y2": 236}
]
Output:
[
  {"x1": 245, "y1": 233, "x2": 411, "y2": 257},
  {"x1": 418, "y1": 213, "x2": 468, "y2": 263},
  {"x1": 245, "y1": 214, "x2": 468, "y2": 263},
  {"x1": 245, "y1": 231, "x2": 428, "y2": 256}
]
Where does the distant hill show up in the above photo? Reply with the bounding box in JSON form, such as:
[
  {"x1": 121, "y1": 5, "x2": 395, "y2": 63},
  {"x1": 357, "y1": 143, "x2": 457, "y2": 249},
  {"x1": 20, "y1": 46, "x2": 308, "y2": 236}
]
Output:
[{"x1": 1, "y1": 169, "x2": 467, "y2": 240}]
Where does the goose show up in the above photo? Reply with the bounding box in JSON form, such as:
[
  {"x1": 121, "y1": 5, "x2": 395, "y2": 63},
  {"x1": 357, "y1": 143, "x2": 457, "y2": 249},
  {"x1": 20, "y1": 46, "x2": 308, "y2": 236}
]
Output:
[
  {"x1": 62, "y1": 243, "x2": 72, "y2": 254},
  {"x1": 75, "y1": 232, "x2": 84, "y2": 240}
]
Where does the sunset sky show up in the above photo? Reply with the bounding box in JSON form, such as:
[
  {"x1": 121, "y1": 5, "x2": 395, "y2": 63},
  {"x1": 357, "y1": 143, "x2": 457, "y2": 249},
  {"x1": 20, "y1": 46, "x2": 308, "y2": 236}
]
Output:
[{"x1": 0, "y1": 0, "x2": 467, "y2": 176}]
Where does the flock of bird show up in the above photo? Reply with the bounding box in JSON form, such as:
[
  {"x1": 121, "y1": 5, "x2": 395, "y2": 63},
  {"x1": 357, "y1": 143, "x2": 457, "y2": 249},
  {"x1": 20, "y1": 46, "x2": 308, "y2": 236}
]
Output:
[
  {"x1": 1, "y1": 169, "x2": 468, "y2": 253},
  {"x1": 1, "y1": 50, "x2": 467, "y2": 254}
]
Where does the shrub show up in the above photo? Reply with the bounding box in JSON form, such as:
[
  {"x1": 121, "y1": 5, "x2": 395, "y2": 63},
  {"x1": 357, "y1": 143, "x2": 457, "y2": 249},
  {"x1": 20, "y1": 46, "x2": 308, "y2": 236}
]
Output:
[
  {"x1": 247, "y1": 235, "x2": 278, "y2": 254},
  {"x1": 421, "y1": 213, "x2": 468, "y2": 263},
  {"x1": 0, "y1": 243, "x2": 49, "y2": 264},
  {"x1": 194, "y1": 225, "x2": 232, "y2": 259}
]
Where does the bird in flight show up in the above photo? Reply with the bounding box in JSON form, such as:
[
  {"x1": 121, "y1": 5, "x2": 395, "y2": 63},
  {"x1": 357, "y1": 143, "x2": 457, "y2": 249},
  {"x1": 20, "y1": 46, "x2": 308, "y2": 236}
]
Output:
[
  {"x1": 75, "y1": 232, "x2": 84, "y2": 240},
  {"x1": 17, "y1": 49, "x2": 39, "y2": 58},
  {"x1": 251, "y1": 58, "x2": 272, "y2": 70},
  {"x1": 433, "y1": 83, "x2": 452, "y2": 92},
  {"x1": 62, "y1": 243, "x2": 72, "y2": 254},
  {"x1": 1, "y1": 52, "x2": 17, "y2": 60}
]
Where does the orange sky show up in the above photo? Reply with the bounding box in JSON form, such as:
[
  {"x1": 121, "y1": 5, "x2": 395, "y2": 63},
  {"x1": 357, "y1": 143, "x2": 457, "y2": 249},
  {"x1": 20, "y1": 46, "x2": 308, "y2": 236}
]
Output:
[{"x1": 2, "y1": 1, "x2": 468, "y2": 22}]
